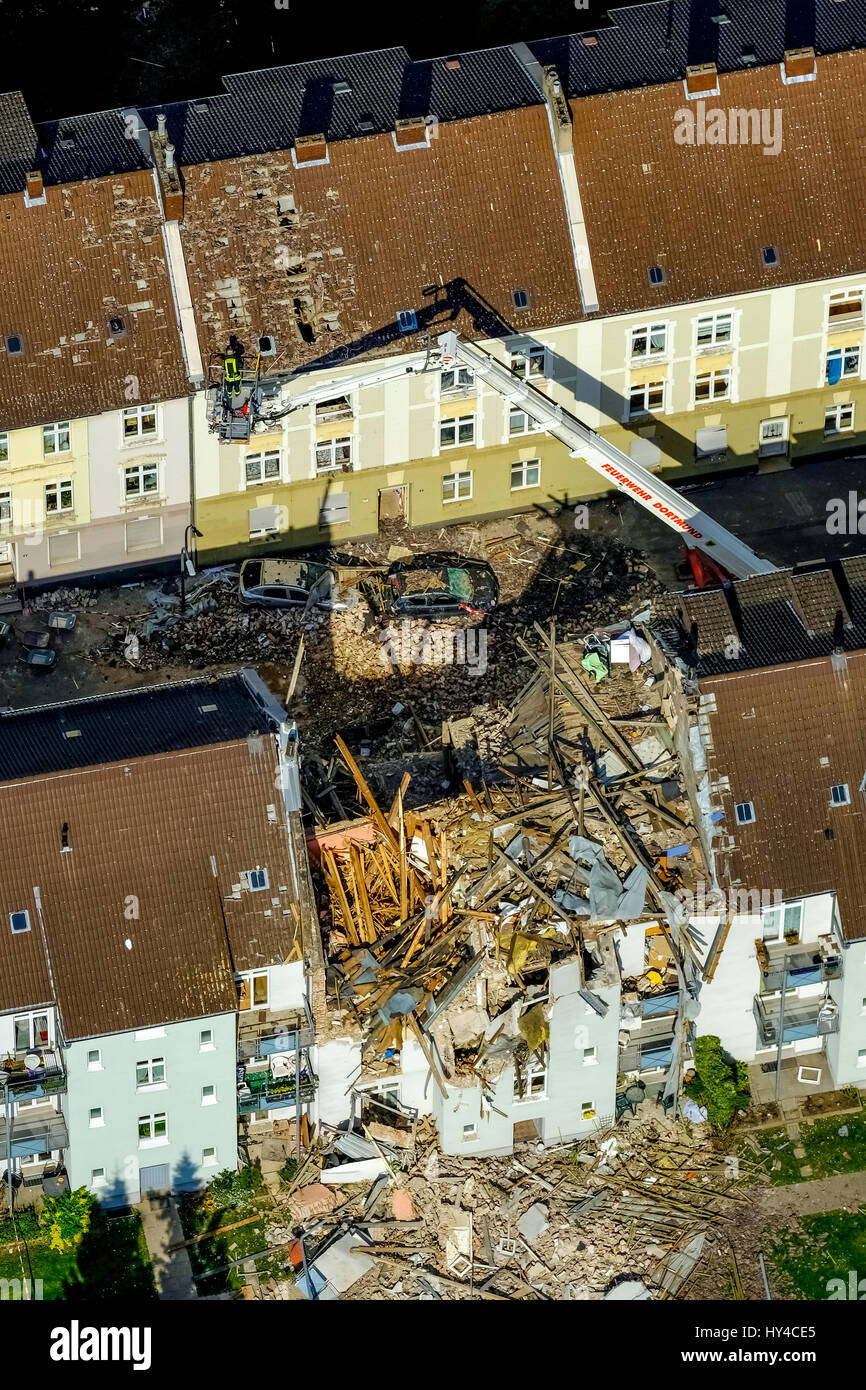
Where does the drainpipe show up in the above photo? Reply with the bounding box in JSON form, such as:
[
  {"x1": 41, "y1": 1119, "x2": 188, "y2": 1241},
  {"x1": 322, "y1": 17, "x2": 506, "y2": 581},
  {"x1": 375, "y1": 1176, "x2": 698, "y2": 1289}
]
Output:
[
  {"x1": 4, "y1": 1079, "x2": 12, "y2": 1215},
  {"x1": 187, "y1": 392, "x2": 197, "y2": 556}
]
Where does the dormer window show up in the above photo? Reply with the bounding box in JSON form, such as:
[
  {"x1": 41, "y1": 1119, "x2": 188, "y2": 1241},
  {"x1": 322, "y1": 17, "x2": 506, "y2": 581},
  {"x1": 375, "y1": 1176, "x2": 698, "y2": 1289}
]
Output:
[
  {"x1": 735, "y1": 801, "x2": 755, "y2": 824},
  {"x1": 244, "y1": 868, "x2": 269, "y2": 891},
  {"x1": 831, "y1": 783, "x2": 851, "y2": 807}
]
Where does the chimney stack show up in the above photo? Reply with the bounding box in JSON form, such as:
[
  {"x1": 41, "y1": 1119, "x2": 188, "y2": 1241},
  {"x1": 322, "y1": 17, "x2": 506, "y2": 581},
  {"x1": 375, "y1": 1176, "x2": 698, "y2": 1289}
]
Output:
[
  {"x1": 25, "y1": 170, "x2": 44, "y2": 205},
  {"x1": 684, "y1": 62, "x2": 720, "y2": 98},
  {"x1": 157, "y1": 113, "x2": 167, "y2": 137},
  {"x1": 393, "y1": 116, "x2": 429, "y2": 150},
  {"x1": 783, "y1": 47, "x2": 817, "y2": 82},
  {"x1": 165, "y1": 143, "x2": 175, "y2": 171},
  {"x1": 293, "y1": 133, "x2": 328, "y2": 166}
]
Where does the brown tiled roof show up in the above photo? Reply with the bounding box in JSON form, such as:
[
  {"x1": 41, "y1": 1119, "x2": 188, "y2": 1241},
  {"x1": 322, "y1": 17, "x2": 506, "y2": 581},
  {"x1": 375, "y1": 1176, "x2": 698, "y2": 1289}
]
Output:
[
  {"x1": 703, "y1": 653, "x2": 866, "y2": 941},
  {"x1": 0, "y1": 170, "x2": 190, "y2": 432},
  {"x1": 572, "y1": 47, "x2": 866, "y2": 316},
  {"x1": 178, "y1": 105, "x2": 583, "y2": 372},
  {"x1": 0, "y1": 737, "x2": 303, "y2": 1039}
]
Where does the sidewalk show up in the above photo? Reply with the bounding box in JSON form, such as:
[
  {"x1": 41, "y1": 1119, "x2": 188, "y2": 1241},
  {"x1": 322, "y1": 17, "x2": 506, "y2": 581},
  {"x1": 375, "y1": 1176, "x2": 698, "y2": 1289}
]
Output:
[{"x1": 137, "y1": 1191, "x2": 198, "y2": 1301}]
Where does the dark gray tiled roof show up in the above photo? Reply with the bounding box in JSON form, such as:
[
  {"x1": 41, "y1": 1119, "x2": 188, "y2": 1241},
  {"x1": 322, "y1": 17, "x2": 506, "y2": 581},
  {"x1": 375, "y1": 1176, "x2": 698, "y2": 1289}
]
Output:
[
  {"x1": 0, "y1": 90, "x2": 38, "y2": 194},
  {"x1": 530, "y1": 0, "x2": 866, "y2": 96},
  {"x1": 0, "y1": 672, "x2": 284, "y2": 782},
  {"x1": 651, "y1": 558, "x2": 866, "y2": 677}
]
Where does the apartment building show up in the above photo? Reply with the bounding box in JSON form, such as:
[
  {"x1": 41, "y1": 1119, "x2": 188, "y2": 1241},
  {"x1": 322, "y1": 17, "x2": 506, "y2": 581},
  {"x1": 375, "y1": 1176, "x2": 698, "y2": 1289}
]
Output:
[
  {"x1": 2, "y1": 8, "x2": 866, "y2": 580},
  {"x1": 0, "y1": 670, "x2": 322, "y2": 1204},
  {"x1": 0, "y1": 92, "x2": 197, "y2": 584},
  {"x1": 649, "y1": 560, "x2": 866, "y2": 1101}
]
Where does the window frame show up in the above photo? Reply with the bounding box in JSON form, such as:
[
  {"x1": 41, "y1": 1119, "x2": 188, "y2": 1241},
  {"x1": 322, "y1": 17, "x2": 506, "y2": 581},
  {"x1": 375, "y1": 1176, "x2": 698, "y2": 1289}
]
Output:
[
  {"x1": 830, "y1": 783, "x2": 851, "y2": 807},
  {"x1": 136, "y1": 1056, "x2": 167, "y2": 1089},
  {"x1": 630, "y1": 321, "x2": 668, "y2": 360},
  {"x1": 87, "y1": 1048, "x2": 102, "y2": 1071},
  {"x1": 121, "y1": 403, "x2": 157, "y2": 440},
  {"x1": 244, "y1": 449, "x2": 282, "y2": 488},
  {"x1": 124, "y1": 461, "x2": 159, "y2": 499},
  {"x1": 138, "y1": 1111, "x2": 168, "y2": 1145},
  {"x1": 510, "y1": 458, "x2": 541, "y2": 491},
  {"x1": 13, "y1": 1011, "x2": 49, "y2": 1052},
  {"x1": 315, "y1": 436, "x2": 352, "y2": 473},
  {"x1": 827, "y1": 288, "x2": 864, "y2": 324},
  {"x1": 825, "y1": 402, "x2": 855, "y2": 435},
  {"x1": 441, "y1": 470, "x2": 473, "y2": 503},
  {"x1": 9, "y1": 910, "x2": 31, "y2": 935},
  {"x1": 508, "y1": 407, "x2": 541, "y2": 438},
  {"x1": 201, "y1": 1084, "x2": 217, "y2": 1107},
  {"x1": 825, "y1": 345, "x2": 861, "y2": 383},
  {"x1": 89, "y1": 1106, "x2": 105, "y2": 1129},
  {"x1": 238, "y1": 971, "x2": 269, "y2": 1011},
  {"x1": 439, "y1": 414, "x2": 476, "y2": 449},
  {"x1": 440, "y1": 365, "x2": 475, "y2": 394},
  {"x1": 735, "y1": 800, "x2": 755, "y2": 825},
  {"x1": 42, "y1": 422, "x2": 71, "y2": 456},
  {"x1": 761, "y1": 900, "x2": 803, "y2": 943},
  {"x1": 695, "y1": 311, "x2": 734, "y2": 349},
  {"x1": 694, "y1": 368, "x2": 731, "y2": 404},
  {"x1": 513, "y1": 1060, "x2": 548, "y2": 1104},
  {"x1": 44, "y1": 479, "x2": 74, "y2": 514},
  {"x1": 314, "y1": 395, "x2": 354, "y2": 423},
  {"x1": 0, "y1": 432, "x2": 8, "y2": 464},
  {"x1": 628, "y1": 380, "x2": 665, "y2": 419},
  {"x1": 509, "y1": 345, "x2": 547, "y2": 380}
]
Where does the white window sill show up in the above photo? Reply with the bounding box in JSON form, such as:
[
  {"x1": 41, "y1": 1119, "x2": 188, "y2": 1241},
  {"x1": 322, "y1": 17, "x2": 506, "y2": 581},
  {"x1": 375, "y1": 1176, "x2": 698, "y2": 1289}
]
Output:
[
  {"x1": 201, "y1": 1097, "x2": 217, "y2": 1107},
  {"x1": 583, "y1": 1059, "x2": 598, "y2": 1067},
  {"x1": 136, "y1": 1082, "x2": 168, "y2": 1093},
  {"x1": 87, "y1": 1064, "x2": 103, "y2": 1072},
  {"x1": 139, "y1": 1137, "x2": 169, "y2": 1150},
  {"x1": 199, "y1": 1044, "x2": 216, "y2": 1053},
  {"x1": 89, "y1": 1119, "x2": 105, "y2": 1129}
]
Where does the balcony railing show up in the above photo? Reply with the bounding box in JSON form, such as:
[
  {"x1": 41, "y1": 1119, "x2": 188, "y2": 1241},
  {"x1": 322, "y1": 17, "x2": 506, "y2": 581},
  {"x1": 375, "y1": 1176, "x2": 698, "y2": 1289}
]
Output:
[
  {"x1": 753, "y1": 994, "x2": 840, "y2": 1047},
  {"x1": 237, "y1": 1036, "x2": 317, "y2": 1114},
  {"x1": 0, "y1": 1108, "x2": 69, "y2": 1160},
  {"x1": 0, "y1": 1047, "x2": 66, "y2": 1099},
  {"x1": 756, "y1": 940, "x2": 843, "y2": 993}
]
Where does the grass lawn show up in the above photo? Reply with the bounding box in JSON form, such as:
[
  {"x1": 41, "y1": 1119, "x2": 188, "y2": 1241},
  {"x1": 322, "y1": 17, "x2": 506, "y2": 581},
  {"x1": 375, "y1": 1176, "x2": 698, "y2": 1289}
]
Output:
[
  {"x1": 0, "y1": 1206, "x2": 155, "y2": 1300},
  {"x1": 178, "y1": 1190, "x2": 276, "y2": 1295},
  {"x1": 742, "y1": 1113, "x2": 866, "y2": 1185},
  {"x1": 771, "y1": 1210, "x2": 866, "y2": 1299}
]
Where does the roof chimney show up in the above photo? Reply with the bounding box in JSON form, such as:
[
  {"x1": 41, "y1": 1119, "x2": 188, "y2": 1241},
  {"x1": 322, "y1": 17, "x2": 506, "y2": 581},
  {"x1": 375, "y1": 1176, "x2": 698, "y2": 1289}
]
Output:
[
  {"x1": 165, "y1": 143, "x2": 175, "y2": 171},
  {"x1": 393, "y1": 116, "x2": 430, "y2": 150},
  {"x1": 684, "y1": 62, "x2": 720, "y2": 99},
  {"x1": 24, "y1": 170, "x2": 45, "y2": 206},
  {"x1": 782, "y1": 47, "x2": 817, "y2": 82},
  {"x1": 292, "y1": 133, "x2": 328, "y2": 166},
  {"x1": 149, "y1": 122, "x2": 183, "y2": 222},
  {"x1": 157, "y1": 112, "x2": 167, "y2": 137}
]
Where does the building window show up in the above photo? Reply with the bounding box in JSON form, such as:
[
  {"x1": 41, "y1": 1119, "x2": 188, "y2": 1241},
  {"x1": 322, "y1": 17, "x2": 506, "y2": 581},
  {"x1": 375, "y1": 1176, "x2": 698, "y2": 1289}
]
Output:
[
  {"x1": 9, "y1": 910, "x2": 30, "y2": 934},
  {"x1": 514, "y1": 1062, "x2": 547, "y2": 1103},
  {"x1": 648, "y1": 265, "x2": 666, "y2": 285},
  {"x1": 440, "y1": 415, "x2": 475, "y2": 448},
  {"x1": 581, "y1": 1101, "x2": 596, "y2": 1117},
  {"x1": 244, "y1": 868, "x2": 269, "y2": 891},
  {"x1": 629, "y1": 381, "x2": 665, "y2": 418},
  {"x1": 825, "y1": 403, "x2": 855, "y2": 435},
  {"x1": 315, "y1": 395, "x2": 353, "y2": 422},
  {"x1": 202, "y1": 1147, "x2": 218, "y2": 1167},
  {"x1": 442, "y1": 470, "x2": 472, "y2": 503},
  {"x1": 248, "y1": 505, "x2": 282, "y2": 540},
  {"x1": 509, "y1": 346, "x2": 546, "y2": 379},
  {"x1": 831, "y1": 783, "x2": 851, "y2": 806},
  {"x1": 735, "y1": 800, "x2": 755, "y2": 824},
  {"x1": 440, "y1": 366, "x2": 474, "y2": 394},
  {"x1": 43, "y1": 422, "x2": 71, "y2": 455},
  {"x1": 397, "y1": 310, "x2": 418, "y2": 333},
  {"x1": 89, "y1": 1107, "x2": 104, "y2": 1128},
  {"x1": 122, "y1": 404, "x2": 157, "y2": 439},
  {"x1": 583, "y1": 1046, "x2": 597, "y2": 1065},
  {"x1": 0, "y1": 489, "x2": 10, "y2": 530},
  {"x1": 510, "y1": 459, "x2": 541, "y2": 491},
  {"x1": 509, "y1": 408, "x2": 539, "y2": 437},
  {"x1": 859, "y1": 1049, "x2": 866, "y2": 1069},
  {"x1": 91, "y1": 1168, "x2": 107, "y2": 1187},
  {"x1": 244, "y1": 450, "x2": 281, "y2": 487},
  {"x1": 136, "y1": 1057, "x2": 166, "y2": 1087},
  {"x1": 695, "y1": 312, "x2": 733, "y2": 347},
  {"x1": 0, "y1": 433, "x2": 8, "y2": 463},
  {"x1": 761, "y1": 901, "x2": 803, "y2": 943},
  {"x1": 630, "y1": 323, "x2": 668, "y2": 359},
  {"x1": 238, "y1": 972, "x2": 268, "y2": 1011},
  {"x1": 124, "y1": 462, "x2": 159, "y2": 498},
  {"x1": 512, "y1": 289, "x2": 529, "y2": 310},
  {"x1": 828, "y1": 288, "x2": 863, "y2": 324},
  {"x1": 45, "y1": 480, "x2": 73, "y2": 513},
  {"x1": 201, "y1": 1085, "x2": 216, "y2": 1106},
  {"x1": 138, "y1": 1112, "x2": 168, "y2": 1144},
  {"x1": 200, "y1": 1029, "x2": 214, "y2": 1051},
  {"x1": 13, "y1": 1012, "x2": 48, "y2": 1051},
  {"x1": 87, "y1": 1049, "x2": 102, "y2": 1070},
  {"x1": 826, "y1": 346, "x2": 861, "y2": 383},
  {"x1": 694, "y1": 369, "x2": 730, "y2": 403},
  {"x1": 462, "y1": 1124, "x2": 477, "y2": 1140},
  {"x1": 762, "y1": 245, "x2": 779, "y2": 267},
  {"x1": 315, "y1": 436, "x2": 352, "y2": 472},
  {"x1": 758, "y1": 418, "x2": 788, "y2": 457}
]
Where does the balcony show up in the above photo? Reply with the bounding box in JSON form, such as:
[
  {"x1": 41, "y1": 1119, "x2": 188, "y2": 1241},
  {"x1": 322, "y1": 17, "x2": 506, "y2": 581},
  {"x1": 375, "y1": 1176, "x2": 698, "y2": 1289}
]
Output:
[
  {"x1": 753, "y1": 994, "x2": 839, "y2": 1048},
  {"x1": 237, "y1": 1026, "x2": 317, "y2": 1115},
  {"x1": 755, "y1": 936, "x2": 843, "y2": 993},
  {"x1": 0, "y1": 1105, "x2": 69, "y2": 1160},
  {"x1": 0, "y1": 1047, "x2": 66, "y2": 1100}
]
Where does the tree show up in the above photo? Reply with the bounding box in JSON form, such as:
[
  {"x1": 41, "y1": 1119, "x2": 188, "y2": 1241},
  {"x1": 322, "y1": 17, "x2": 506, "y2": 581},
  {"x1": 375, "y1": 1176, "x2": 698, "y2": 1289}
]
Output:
[
  {"x1": 40, "y1": 1187, "x2": 95, "y2": 1253},
  {"x1": 684, "y1": 1034, "x2": 751, "y2": 1129}
]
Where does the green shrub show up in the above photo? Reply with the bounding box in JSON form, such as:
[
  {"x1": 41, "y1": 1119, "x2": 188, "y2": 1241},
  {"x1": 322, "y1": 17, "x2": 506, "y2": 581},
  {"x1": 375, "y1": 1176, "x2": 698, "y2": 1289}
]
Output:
[
  {"x1": 40, "y1": 1187, "x2": 95, "y2": 1253},
  {"x1": 684, "y1": 1035, "x2": 751, "y2": 1130},
  {"x1": 0, "y1": 1206, "x2": 40, "y2": 1242},
  {"x1": 207, "y1": 1164, "x2": 264, "y2": 1212}
]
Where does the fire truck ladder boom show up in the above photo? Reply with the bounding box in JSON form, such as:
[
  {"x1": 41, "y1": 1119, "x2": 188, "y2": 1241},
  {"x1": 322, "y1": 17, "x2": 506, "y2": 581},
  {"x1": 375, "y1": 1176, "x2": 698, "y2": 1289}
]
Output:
[{"x1": 439, "y1": 331, "x2": 777, "y2": 581}]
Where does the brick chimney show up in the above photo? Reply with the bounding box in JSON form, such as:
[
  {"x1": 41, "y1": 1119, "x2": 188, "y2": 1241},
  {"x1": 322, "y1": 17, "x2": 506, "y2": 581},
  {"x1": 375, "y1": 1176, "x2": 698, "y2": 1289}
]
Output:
[
  {"x1": 24, "y1": 170, "x2": 44, "y2": 205},
  {"x1": 393, "y1": 116, "x2": 429, "y2": 150},
  {"x1": 684, "y1": 62, "x2": 720, "y2": 98},
  {"x1": 783, "y1": 47, "x2": 817, "y2": 82},
  {"x1": 293, "y1": 133, "x2": 328, "y2": 166},
  {"x1": 149, "y1": 118, "x2": 183, "y2": 221}
]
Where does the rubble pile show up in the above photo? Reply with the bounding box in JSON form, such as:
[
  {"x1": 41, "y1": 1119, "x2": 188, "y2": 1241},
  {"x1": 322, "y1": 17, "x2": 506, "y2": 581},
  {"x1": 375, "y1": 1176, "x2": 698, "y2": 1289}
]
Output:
[
  {"x1": 27, "y1": 585, "x2": 98, "y2": 611},
  {"x1": 261, "y1": 1110, "x2": 749, "y2": 1301}
]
